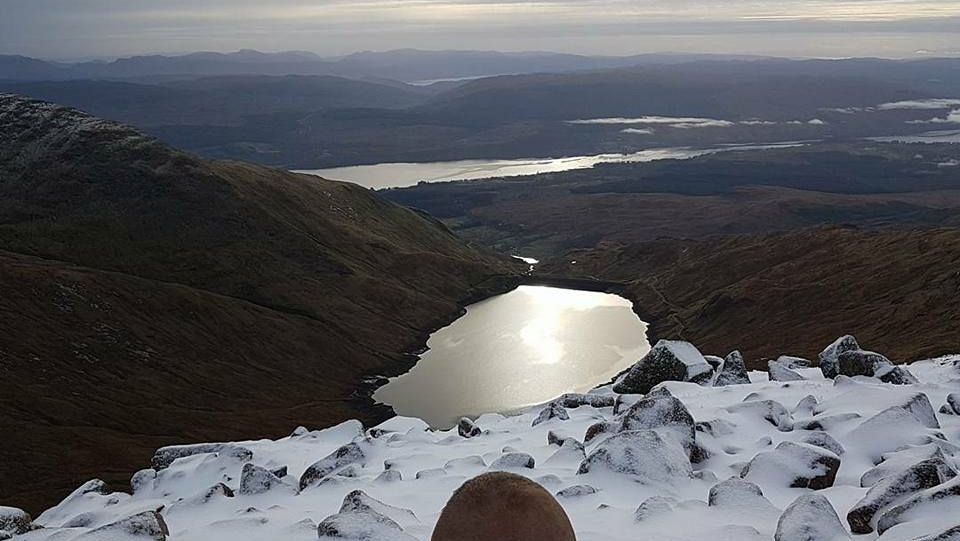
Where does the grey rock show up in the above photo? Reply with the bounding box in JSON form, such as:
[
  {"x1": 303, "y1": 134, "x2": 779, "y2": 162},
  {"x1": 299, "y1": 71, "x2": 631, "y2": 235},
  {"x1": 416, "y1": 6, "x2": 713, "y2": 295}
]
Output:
[
  {"x1": 794, "y1": 412, "x2": 861, "y2": 431},
  {"x1": 838, "y1": 349, "x2": 890, "y2": 377},
  {"x1": 0, "y1": 507, "x2": 31, "y2": 535},
  {"x1": 577, "y1": 430, "x2": 692, "y2": 482},
  {"x1": 877, "y1": 475, "x2": 960, "y2": 534},
  {"x1": 556, "y1": 485, "x2": 598, "y2": 498},
  {"x1": 375, "y1": 470, "x2": 402, "y2": 483},
  {"x1": 76, "y1": 511, "x2": 169, "y2": 541},
  {"x1": 532, "y1": 401, "x2": 569, "y2": 426},
  {"x1": 819, "y1": 335, "x2": 860, "y2": 379},
  {"x1": 911, "y1": 524, "x2": 960, "y2": 541},
  {"x1": 557, "y1": 393, "x2": 616, "y2": 409},
  {"x1": 875, "y1": 364, "x2": 919, "y2": 385},
  {"x1": 714, "y1": 350, "x2": 751, "y2": 387},
  {"x1": 617, "y1": 392, "x2": 696, "y2": 454},
  {"x1": 769, "y1": 360, "x2": 805, "y2": 382},
  {"x1": 707, "y1": 478, "x2": 764, "y2": 507},
  {"x1": 775, "y1": 494, "x2": 851, "y2": 541},
  {"x1": 152, "y1": 443, "x2": 253, "y2": 471},
  {"x1": 613, "y1": 340, "x2": 711, "y2": 394},
  {"x1": 847, "y1": 457, "x2": 957, "y2": 534},
  {"x1": 299, "y1": 442, "x2": 366, "y2": 490},
  {"x1": 777, "y1": 356, "x2": 812, "y2": 369},
  {"x1": 457, "y1": 417, "x2": 481, "y2": 438},
  {"x1": 948, "y1": 393, "x2": 960, "y2": 415},
  {"x1": 130, "y1": 469, "x2": 157, "y2": 494},
  {"x1": 634, "y1": 496, "x2": 678, "y2": 522},
  {"x1": 584, "y1": 421, "x2": 617, "y2": 444},
  {"x1": 793, "y1": 395, "x2": 818, "y2": 416},
  {"x1": 726, "y1": 400, "x2": 794, "y2": 431},
  {"x1": 800, "y1": 432, "x2": 845, "y2": 456},
  {"x1": 490, "y1": 452, "x2": 535, "y2": 470},
  {"x1": 239, "y1": 463, "x2": 290, "y2": 495},
  {"x1": 743, "y1": 441, "x2": 840, "y2": 490}
]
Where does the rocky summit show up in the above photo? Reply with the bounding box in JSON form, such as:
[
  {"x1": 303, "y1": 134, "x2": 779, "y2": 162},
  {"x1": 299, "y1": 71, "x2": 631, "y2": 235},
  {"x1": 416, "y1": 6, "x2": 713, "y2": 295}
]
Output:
[{"x1": 5, "y1": 337, "x2": 959, "y2": 541}]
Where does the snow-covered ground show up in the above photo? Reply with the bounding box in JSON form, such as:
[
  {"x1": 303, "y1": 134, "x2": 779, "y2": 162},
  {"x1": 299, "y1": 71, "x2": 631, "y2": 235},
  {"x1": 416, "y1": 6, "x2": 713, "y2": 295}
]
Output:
[{"x1": 7, "y1": 343, "x2": 960, "y2": 541}]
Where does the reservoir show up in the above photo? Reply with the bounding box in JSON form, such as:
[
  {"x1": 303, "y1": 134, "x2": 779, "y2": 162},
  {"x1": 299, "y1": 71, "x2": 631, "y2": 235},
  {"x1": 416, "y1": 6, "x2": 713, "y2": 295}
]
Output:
[{"x1": 373, "y1": 286, "x2": 650, "y2": 427}]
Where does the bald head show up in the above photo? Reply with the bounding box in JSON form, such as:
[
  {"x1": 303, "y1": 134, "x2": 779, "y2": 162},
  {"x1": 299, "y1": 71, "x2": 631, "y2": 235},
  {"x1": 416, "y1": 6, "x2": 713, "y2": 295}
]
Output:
[{"x1": 432, "y1": 472, "x2": 576, "y2": 541}]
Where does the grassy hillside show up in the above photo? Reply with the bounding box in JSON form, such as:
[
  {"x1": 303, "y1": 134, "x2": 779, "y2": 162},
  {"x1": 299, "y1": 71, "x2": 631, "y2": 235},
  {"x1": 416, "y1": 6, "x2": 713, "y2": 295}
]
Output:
[
  {"x1": 541, "y1": 227, "x2": 960, "y2": 365},
  {"x1": 0, "y1": 94, "x2": 519, "y2": 512}
]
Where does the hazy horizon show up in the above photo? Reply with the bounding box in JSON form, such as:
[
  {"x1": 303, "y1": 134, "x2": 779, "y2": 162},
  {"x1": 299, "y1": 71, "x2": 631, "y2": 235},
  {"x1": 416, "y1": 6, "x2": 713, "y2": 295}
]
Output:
[{"x1": 3, "y1": 1, "x2": 960, "y2": 61}]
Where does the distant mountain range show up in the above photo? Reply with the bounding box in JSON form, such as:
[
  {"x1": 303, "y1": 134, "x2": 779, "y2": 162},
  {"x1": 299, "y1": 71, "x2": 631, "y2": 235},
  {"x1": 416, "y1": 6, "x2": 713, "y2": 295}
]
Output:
[
  {"x1": 4, "y1": 53, "x2": 960, "y2": 169},
  {"x1": 0, "y1": 49, "x2": 770, "y2": 83}
]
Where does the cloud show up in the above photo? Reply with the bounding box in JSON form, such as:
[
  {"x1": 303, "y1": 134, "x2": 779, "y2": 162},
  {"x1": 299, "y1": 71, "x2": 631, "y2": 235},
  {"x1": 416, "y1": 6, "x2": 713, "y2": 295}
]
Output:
[
  {"x1": 3, "y1": 0, "x2": 960, "y2": 58},
  {"x1": 907, "y1": 109, "x2": 960, "y2": 124},
  {"x1": 878, "y1": 98, "x2": 960, "y2": 110}
]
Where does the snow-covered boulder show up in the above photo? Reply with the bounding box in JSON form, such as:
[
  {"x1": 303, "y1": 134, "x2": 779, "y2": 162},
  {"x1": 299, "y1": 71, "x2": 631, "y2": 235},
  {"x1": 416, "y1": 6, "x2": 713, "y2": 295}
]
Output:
[
  {"x1": 634, "y1": 495, "x2": 678, "y2": 522},
  {"x1": 912, "y1": 524, "x2": 960, "y2": 541},
  {"x1": 490, "y1": 452, "x2": 535, "y2": 470},
  {"x1": 777, "y1": 356, "x2": 812, "y2": 369},
  {"x1": 860, "y1": 444, "x2": 948, "y2": 487},
  {"x1": 458, "y1": 417, "x2": 481, "y2": 438},
  {"x1": 876, "y1": 475, "x2": 960, "y2": 534},
  {"x1": 838, "y1": 349, "x2": 891, "y2": 377},
  {"x1": 726, "y1": 399, "x2": 794, "y2": 431},
  {"x1": 299, "y1": 442, "x2": 366, "y2": 490},
  {"x1": 819, "y1": 335, "x2": 860, "y2": 379},
  {"x1": 845, "y1": 393, "x2": 940, "y2": 462},
  {"x1": 151, "y1": 443, "x2": 252, "y2": 471},
  {"x1": 584, "y1": 421, "x2": 616, "y2": 444},
  {"x1": 0, "y1": 507, "x2": 31, "y2": 535},
  {"x1": 707, "y1": 478, "x2": 778, "y2": 514},
  {"x1": 714, "y1": 350, "x2": 751, "y2": 387},
  {"x1": 577, "y1": 430, "x2": 692, "y2": 482},
  {"x1": 946, "y1": 393, "x2": 960, "y2": 415},
  {"x1": 75, "y1": 511, "x2": 168, "y2": 541},
  {"x1": 800, "y1": 432, "x2": 845, "y2": 457},
  {"x1": 769, "y1": 360, "x2": 805, "y2": 382},
  {"x1": 742, "y1": 441, "x2": 840, "y2": 490},
  {"x1": 238, "y1": 463, "x2": 293, "y2": 496},
  {"x1": 318, "y1": 491, "x2": 417, "y2": 541},
  {"x1": 846, "y1": 457, "x2": 957, "y2": 533},
  {"x1": 775, "y1": 494, "x2": 851, "y2": 541},
  {"x1": 613, "y1": 340, "x2": 712, "y2": 394},
  {"x1": 532, "y1": 401, "x2": 569, "y2": 426},
  {"x1": 556, "y1": 485, "x2": 598, "y2": 498},
  {"x1": 876, "y1": 364, "x2": 919, "y2": 385},
  {"x1": 557, "y1": 393, "x2": 616, "y2": 409},
  {"x1": 617, "y1": 392, "x2": 696, "y2": 453}
]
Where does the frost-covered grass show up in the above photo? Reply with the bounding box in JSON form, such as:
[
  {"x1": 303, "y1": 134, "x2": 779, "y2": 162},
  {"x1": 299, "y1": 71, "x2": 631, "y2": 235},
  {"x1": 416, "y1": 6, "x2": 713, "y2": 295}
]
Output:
[{"x1": 12, "y1": 356, "x2": 960, "y2": 541}]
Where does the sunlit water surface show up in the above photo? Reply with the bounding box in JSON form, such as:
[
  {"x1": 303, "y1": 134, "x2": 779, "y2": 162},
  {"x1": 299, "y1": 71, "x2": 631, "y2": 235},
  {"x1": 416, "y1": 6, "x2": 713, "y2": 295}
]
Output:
[
  {"x1": 296, "y1": 143, "x2": 801, "y2": 189},
  {"x1": 373, "y1": 286, "x2": 650, "y2": 427}
]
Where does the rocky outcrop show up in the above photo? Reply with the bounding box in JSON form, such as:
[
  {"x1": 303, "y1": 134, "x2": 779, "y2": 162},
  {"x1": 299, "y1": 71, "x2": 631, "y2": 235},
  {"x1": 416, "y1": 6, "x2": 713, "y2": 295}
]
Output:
[
  {"x1": 819, "y1": 335, "x2": 860, "y2": 379},
  {"x1": 714, "y1": 350, "x2": 751, "y2": 387},
  {"x1": 613, "y1": 340, "x2": 712, "y2": 394},
  {"x1": 151, "y1": 443, "x2": 252, "y2": 471},
  {"x1": 577, "y1": 430, "x2": 692, "y2": 482},
  {"x1": 743, "y1": 441, "x2": 840, "y2": 490},
  {"x1": 299, "y1": 443, "x2": 366, "y2": 490},
  {"x1": 847, "y1": 457, "x2": 957, "y2": 533},
  {"x1": 775, "y1": 494, "x2": 851, "y2": 541}
]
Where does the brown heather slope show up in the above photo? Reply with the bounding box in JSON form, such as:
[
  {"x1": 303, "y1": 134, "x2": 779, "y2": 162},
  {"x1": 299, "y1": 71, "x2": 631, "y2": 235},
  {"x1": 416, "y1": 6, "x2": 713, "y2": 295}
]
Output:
[
  {"x1": 0, "y1": 95, "x2": 519, "y2": 512},
  {"x1": 542, "y1": 227, "x2": 960, "y2": 366}
]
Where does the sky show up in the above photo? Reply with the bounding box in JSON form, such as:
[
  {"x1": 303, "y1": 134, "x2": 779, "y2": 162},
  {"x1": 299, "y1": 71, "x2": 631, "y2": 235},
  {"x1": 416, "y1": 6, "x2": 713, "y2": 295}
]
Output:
[{"x1": 2, "y1": 0, "x2": 960, "y2": 60}]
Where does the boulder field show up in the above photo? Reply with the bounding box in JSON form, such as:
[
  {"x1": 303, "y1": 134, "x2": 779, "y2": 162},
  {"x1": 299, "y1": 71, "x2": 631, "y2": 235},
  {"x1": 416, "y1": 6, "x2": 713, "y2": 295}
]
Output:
[{"x1": 5, "y1": 337, "x2": 960, "y2": 541}]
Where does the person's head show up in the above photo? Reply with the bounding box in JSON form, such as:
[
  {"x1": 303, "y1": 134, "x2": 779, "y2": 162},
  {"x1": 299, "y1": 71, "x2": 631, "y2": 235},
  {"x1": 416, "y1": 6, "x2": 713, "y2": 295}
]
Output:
[{"x1": 431, "y1": 472, "x2": 577, "y2": 541}]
